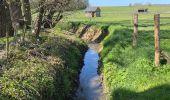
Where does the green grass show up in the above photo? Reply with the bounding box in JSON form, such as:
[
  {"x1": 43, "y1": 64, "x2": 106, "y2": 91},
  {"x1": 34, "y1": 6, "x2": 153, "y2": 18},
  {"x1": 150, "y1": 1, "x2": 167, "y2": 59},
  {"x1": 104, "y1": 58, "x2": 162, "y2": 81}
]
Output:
[
  {"x1": 100, "y1": 26, "x2": 170, "y2": 100},
  {"x1": 67, "y1": 5, "x2": 170, "y2": 100},
  {"x1": 67, "y1": 6, "x2": 170, "y2": 23},
  {"x1": 0, "y1": 34, "x2": 87, "y2": 100}
]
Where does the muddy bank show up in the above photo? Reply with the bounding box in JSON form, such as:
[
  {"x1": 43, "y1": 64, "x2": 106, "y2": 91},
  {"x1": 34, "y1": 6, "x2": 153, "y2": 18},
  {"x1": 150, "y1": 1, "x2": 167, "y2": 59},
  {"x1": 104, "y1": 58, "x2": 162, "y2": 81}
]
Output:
[
  {"x1": 78, "y1": 25, "x2": 108, "y2": 43},
  {"x1": 88, "y1": 43, "x2": 103, "y2": 53},
  {"x1": 69, "y1": 23, "x2": 109, "y2": 43}
]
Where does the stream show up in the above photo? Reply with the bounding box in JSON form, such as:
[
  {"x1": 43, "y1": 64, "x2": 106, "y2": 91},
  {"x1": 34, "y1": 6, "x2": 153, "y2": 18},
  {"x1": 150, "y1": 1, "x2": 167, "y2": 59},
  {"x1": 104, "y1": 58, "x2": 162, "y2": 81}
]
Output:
[{"x1": 75, "y1": 45, "x2": 103, "y2": 100}]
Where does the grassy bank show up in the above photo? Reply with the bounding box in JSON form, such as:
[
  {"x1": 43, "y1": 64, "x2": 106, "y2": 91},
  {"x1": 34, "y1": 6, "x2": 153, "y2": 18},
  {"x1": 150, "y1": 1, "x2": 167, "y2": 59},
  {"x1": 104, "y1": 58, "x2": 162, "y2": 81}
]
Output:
[
  {"x1": 0, "y1": 33, "x2": 87, "y2": 100},
  {"x1": 100, "y1": 24, "x2": 170, "y2": 99}
]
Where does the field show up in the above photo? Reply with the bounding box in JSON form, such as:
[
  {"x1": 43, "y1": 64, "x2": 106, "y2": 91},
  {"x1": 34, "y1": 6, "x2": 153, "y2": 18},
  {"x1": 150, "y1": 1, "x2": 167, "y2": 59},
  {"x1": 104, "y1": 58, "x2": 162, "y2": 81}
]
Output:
[
  {"x1": 68, "y1": 6, "x2": 170, "y2": 21},
  {"x1": 68, "y1": 6, "x2": 170, "y2": 99}
]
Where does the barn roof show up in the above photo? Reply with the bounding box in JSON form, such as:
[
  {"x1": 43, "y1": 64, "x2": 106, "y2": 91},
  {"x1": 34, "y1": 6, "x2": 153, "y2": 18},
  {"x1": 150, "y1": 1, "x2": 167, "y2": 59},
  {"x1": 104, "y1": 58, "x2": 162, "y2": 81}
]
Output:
[{"x1": 85, "y1": 7, "x2": 100, "y2": 12}]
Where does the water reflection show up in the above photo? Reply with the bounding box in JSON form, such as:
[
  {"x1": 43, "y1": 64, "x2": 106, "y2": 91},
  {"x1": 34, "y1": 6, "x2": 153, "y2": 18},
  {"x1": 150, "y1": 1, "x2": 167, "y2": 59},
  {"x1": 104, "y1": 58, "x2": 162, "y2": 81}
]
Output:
[{"x1": 76, "y1": 49, "x2": 103, "y2": 100}]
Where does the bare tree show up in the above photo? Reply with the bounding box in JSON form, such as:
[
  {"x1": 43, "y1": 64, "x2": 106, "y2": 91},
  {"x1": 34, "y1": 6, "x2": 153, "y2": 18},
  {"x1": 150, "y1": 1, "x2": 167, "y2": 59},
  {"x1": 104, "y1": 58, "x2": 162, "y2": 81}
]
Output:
[
  {"x1": 33, "y1": 0, "x2": 88, "y2": 37},
  {"x1": 33, "y1": 0, "x2": 66, "y2": 37}
]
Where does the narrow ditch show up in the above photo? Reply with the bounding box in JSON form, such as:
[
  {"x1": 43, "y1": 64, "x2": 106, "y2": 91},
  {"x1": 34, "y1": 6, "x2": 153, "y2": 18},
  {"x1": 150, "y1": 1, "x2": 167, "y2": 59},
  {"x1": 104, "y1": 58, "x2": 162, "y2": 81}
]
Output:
[
  {"x1": 72, "y1": 23, "x2": 109, "y2": 100},
  {"x1": 75, "y1": 44, "x2": 103, "y2": 100}
]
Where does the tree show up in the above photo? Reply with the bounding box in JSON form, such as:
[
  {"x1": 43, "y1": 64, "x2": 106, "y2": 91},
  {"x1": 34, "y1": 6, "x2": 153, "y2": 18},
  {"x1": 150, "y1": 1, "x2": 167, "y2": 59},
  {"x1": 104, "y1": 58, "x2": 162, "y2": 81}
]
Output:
[
  {"x1": 68, "y1": 0, "x2": 88, "y2": 10},
  {"x1": 33, "y1": 0, "x2": 45, "y2": 38},
  {"x1": 0, "y1": 0, "x2": 14, "y2": 37},
  {"x1": 0, "y1": 0, "x2": 14, "y2": 62},
  {"x1": 7, "y1": 0, "x2": 23, "y2": 27},
  {"x1": 21, "y1": 0, "x2": 32, "y2": 28},
  {"x1": 33, "y1": 0, "x2": 88, "y2": 37}
]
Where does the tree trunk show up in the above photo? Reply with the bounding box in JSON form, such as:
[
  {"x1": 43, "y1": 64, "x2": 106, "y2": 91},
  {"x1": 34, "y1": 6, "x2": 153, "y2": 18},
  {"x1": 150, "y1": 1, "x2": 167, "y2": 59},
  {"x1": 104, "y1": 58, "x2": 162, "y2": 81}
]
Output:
[
  {"x1": 6, "y1": 26, "x2": 9, "y2": 62},
  {"x1": 34, "y1": 0, "x2": 45, "y2": 38},
  {"x1": 21, "y1": 0, "x2": 32, "y2": 28},
  {"x1": 8, "y1": 0, "x2": 23, "y2": 27},
  {"x1": 0, "y1": 0, "x2": 14, "y2": 37}
]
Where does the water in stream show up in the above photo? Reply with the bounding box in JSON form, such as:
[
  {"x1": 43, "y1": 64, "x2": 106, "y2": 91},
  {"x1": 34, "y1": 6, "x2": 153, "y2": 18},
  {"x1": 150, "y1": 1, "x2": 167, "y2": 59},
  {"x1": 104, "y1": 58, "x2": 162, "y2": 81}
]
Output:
[{"x1": 75, "y1": 48, "x2": 103, "y2": 100}]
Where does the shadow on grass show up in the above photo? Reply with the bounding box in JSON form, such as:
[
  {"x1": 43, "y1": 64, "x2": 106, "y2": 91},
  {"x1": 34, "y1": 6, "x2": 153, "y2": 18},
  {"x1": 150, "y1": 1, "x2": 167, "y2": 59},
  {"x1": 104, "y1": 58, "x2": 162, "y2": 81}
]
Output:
[
  {"x1": 100, "y1": 28, "x2": 170, "y2": 100},
  {"x1": 100, "y1": 28, "x2": 170, "y2": 68},
  {"x1": 112, "y1": 84, "x2": 170, "y2": 100},
  {"x1": 102, "y1": 28, "x2": 170, "y2": 57}
]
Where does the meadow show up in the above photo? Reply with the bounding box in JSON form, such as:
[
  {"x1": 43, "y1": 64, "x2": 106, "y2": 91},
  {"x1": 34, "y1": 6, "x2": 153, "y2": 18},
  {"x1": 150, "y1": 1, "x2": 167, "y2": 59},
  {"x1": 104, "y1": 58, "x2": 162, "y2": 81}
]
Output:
[
  {"x1": 68, "y1": 6, "x2": 170, "y2": 99},
  {"x1": 68, "y1": 6, "x2": 170, "y2": 22}
]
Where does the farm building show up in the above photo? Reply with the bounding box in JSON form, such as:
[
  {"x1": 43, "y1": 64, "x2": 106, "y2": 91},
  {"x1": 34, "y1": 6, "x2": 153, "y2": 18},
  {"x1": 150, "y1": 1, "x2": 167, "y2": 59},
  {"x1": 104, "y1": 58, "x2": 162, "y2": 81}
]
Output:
[
  {"x1": 137, "y1": 8, "x2": 148, "y2": 13},
  {"x1": 85, "y1": 7, "x2": 101, "y2": 17}
]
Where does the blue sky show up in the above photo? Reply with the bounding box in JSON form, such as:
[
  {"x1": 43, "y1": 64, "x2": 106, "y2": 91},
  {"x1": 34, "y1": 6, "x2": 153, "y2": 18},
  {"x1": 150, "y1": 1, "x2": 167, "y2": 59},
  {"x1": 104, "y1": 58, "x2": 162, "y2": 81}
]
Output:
[{"x1": 89, "y1": 0, "x2": 170, "y2": 6}]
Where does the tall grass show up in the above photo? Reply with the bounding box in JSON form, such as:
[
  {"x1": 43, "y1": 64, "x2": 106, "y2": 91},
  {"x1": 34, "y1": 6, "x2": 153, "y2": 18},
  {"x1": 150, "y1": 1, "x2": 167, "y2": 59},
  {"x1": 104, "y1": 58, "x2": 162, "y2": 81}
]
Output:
[
  {"x1": 100, "y1": 22, "x2": 170, "y2": 99},
  {"x1": 0, "y1": 34, "x2": 87, "y2": 100}
]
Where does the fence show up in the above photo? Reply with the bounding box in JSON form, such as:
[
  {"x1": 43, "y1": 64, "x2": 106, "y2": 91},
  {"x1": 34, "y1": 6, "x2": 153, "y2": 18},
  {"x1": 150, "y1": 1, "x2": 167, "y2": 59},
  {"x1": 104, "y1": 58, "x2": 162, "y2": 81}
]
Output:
[{"x1": 132, "y1": 14, "x2": 170, "y2": 66}]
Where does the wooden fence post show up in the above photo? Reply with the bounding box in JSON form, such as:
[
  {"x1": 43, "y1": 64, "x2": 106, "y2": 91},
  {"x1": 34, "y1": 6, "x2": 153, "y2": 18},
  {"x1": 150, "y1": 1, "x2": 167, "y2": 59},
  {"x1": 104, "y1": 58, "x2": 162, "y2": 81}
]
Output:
[
  {"x1": 133, "y1": 14, "x2": 138, "y2": 47},
  {"x1": 154, "y1": 14, "x2": 160, "y2": 66}
]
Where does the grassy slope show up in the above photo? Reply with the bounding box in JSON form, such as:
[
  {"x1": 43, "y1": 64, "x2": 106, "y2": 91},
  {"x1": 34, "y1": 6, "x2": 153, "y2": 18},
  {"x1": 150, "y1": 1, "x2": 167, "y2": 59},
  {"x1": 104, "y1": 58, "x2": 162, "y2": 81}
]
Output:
[
  {"x1": 0, "y1": 32, "x2": 87, "y2": 100},
  {"x1": 68, "y1": 6, "x2": 170, "y2": 100},
  {"x1": 101, "y1": 26, "x2": 170, "y2": 100}
]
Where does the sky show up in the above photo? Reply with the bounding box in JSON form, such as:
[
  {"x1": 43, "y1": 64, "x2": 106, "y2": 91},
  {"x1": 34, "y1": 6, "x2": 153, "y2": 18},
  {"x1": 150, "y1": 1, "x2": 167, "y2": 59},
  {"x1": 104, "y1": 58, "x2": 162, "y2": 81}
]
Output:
[{"x1": 89, "y1": 0, "x2": 170, "y2": 6}]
